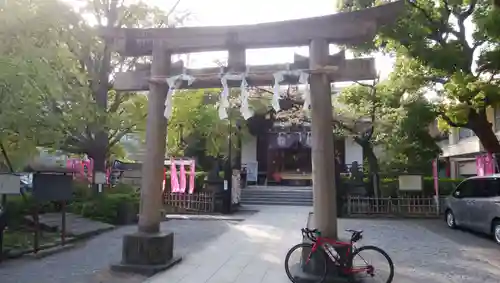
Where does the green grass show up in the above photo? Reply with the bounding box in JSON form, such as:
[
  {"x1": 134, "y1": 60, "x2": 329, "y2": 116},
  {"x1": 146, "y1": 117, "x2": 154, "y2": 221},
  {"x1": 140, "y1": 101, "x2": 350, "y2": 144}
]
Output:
[{"x1": 3, "y1": 227, "x2": 59, "y2": 250}]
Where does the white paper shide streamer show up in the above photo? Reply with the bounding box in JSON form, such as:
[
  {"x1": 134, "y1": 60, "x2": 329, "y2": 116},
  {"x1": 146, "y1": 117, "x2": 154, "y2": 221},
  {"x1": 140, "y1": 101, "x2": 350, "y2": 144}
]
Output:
[
  {"x1": 240, "y1": 78, "x2": 254, "y2": 120},
  {"x1": 219, "y1": 76, "x2": 231, "y2": 120},
  {"x1": 164, "y1": 74, "x2": 196, "y2": 119},
  {"x1": 219, "y1": 73, "x2": 251, "y2": 120},
  {"x1": 272, "y1": 72, "x2": 283, "y2": 112},
  {"x1": 299, "y1": 71, "x2": 310, "y2": 112}
]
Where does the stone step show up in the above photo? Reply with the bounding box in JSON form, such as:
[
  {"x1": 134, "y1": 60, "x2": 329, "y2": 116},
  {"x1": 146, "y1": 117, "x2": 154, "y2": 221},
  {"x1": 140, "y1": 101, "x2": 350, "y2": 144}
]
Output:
[
  {"x1": 240, "y1": 186, "x2": 313, "y2": 206},
  {"x1": 241, "y1": 195, "x2": 312, "y2": 201},
  {"x1": 240, "y1": 200, "x2": 312, "y2": 206},
  {"x1": 241, "y1": 191, "x2": 313, "y2": 196}
]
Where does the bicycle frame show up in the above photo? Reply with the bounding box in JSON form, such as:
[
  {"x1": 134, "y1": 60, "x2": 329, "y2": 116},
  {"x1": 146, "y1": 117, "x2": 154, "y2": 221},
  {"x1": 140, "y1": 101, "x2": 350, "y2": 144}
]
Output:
[{"x1": 307, "y1": 236, "x2": 373, "y2": 275}]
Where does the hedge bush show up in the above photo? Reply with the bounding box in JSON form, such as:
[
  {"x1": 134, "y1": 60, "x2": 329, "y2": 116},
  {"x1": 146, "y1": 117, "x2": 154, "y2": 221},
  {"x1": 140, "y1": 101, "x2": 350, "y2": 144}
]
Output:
[
  {"x1": 3, "y1": 194, "x2": 59, "y2": 226},
  {"x1": 69, "y1": 181, "x2": 139, "y2": 223},
  {"x1": 360, "y1": 176, "x2": 463, "y2": 197}
]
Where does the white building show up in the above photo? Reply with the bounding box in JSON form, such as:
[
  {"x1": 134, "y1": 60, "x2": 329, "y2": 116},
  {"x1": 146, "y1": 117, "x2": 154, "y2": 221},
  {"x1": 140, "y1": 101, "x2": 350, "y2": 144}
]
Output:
[{"x1": 439, "y1": 107, "x2": 500, "y2": 178}]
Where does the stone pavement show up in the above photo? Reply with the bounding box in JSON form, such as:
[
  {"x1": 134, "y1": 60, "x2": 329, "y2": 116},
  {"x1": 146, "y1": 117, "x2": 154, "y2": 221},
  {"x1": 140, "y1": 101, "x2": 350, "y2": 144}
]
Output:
[
  {"x1": 145, "y1": 206, "x2": 500, "y2": 283},
  {"x1": 0, "y1": 220, "x2": 238, "y2": 283}
]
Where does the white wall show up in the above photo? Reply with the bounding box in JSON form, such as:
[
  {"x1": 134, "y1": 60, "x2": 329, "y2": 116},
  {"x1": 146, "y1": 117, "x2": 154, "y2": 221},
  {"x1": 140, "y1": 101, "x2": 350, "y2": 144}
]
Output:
[
  {"x1": 344, "y1": 137, "x2": 363, "y2": 165},
  {"x1": 457, "y1": 160, "x2": 476, "y2": 176},
  {"x1": 241, "y1": 135, "x2": 257, "y2": 163}
]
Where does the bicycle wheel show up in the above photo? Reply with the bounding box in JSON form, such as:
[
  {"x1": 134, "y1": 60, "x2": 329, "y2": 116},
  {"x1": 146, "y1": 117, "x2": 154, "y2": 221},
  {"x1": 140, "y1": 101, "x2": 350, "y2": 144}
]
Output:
[
  {"x1": 351, "y1": 245, "x2": 394, "y2": 283},
  {"x1": 284, "y1": 243, "x2": 328, "y2": 283}
]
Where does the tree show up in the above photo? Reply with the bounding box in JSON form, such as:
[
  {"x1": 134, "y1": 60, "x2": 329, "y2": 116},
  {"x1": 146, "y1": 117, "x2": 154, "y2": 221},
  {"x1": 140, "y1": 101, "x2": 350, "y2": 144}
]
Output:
[
  {"x1": 41, "y1": 0, "x2": 188, "y2": 176},
  {"x1": 0, "y1": 0, "x2": 82, "y2": 170},
  {"x1": 339, "y1": 0, "x2": 500, "y2": 164},
  {"x1": 380, "y1": 93, "x2": 442, "y2": 174},
  {"x1": 334, "y1": 75, "x2": 442, "y2": 190},
  {"x1": 333, "y1": 78, "x2": 394, "y2": 196}
]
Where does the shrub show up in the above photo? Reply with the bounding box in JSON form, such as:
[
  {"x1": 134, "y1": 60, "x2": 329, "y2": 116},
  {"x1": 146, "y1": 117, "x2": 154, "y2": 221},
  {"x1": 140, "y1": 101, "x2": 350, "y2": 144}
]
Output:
[
  {"x1": 68, "y1": 191, "x2": 139, "y2": 224},
  {"x1": 376, "y1": 176, "x2": 462, "y2": 197},
  {"x1": 3, "y1": 193, "x2": 60, "y2": 226}
]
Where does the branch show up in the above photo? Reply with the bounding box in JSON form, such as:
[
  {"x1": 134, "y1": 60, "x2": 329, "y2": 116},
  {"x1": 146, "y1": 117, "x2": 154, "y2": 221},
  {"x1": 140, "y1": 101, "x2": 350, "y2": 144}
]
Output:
[
  {"x1": 108, "y1": 113, "x2": 147, "y2": 147},
  {"x1": 332, "y1": 119, "x2": 358, "y2": 135},
  {"x1": 354, "y1": 81, "x2": 373, "y2": 88},
  {"x1": 406, "y1": 0, "x2": 448, "y2": 46},
  {"x1": 460, "y1": 0, "x2": 477, "y2": 20},
  {"x1": 440, "y1": 112, "x2": 468, "y2": 128},
  {"x1": 424, "y1": 76, "x2": 449, "y2": 84},
  {"x1": 157, "y1": 0, "x2": 182, "y2": 28},
  {"x1": 108, "y1": 126, "x2": 134, "y2": 147},
  {"x1": 0, "y1": 141, "x2": 14, "y2": 172}
]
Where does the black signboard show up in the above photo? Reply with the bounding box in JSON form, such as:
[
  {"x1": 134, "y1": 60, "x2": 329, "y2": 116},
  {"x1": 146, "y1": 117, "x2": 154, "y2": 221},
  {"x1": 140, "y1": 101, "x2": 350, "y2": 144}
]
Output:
[{"x1": 32, "y1": 173, "x2": 73, "y2": 202}]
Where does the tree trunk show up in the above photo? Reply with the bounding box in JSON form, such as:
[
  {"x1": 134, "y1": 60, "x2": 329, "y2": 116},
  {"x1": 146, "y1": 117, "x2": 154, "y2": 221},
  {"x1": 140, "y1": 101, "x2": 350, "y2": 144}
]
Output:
[
  {"x1": 361, "y1": 142, "x2": 380, "y2": 197},
  {"x1": 90, "y1": 0, "x2": 118, "y2": 189},
  {"x1": 88, "y1": 147, "x2": 107, "y2": 194}
]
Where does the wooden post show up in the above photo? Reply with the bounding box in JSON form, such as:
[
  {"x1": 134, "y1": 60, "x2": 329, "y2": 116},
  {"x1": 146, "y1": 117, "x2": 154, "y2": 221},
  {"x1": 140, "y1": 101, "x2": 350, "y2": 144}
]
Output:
[
  {"x1": 61, "y1": 201, "x2": 66, "y2": 246},
  {"x1": 33, "y1": 202, "x2": 40, "y2": 253},
  {"x1": 138, "y1": 44, "x2": 171, "y2": 233},
  {"x1": 309, "y1": 38, "x2": 337, "y2": 239}
]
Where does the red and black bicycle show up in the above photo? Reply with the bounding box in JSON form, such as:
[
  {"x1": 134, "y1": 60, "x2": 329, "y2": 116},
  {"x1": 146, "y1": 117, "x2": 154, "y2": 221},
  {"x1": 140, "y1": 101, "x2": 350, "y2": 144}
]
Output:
[{"x1": 284, "y1": 228, "x2": 394, "y2": 283}]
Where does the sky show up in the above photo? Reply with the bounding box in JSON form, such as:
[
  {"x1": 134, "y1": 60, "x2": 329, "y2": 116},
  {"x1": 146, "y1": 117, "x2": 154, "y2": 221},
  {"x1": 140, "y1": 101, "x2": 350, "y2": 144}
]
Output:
[{"x1": 147, "y1": 0, "x2": 394, "y2": 78}]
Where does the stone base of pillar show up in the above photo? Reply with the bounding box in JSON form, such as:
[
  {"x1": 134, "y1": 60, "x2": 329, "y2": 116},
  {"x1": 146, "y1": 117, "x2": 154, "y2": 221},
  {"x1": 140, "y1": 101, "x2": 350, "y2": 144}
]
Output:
[
  {"x1": 289, "y1": 263, "x2": 353, "y2": 283},
  {"x1": 110, "y1": 231, "x2": 182, "y2": 276}
]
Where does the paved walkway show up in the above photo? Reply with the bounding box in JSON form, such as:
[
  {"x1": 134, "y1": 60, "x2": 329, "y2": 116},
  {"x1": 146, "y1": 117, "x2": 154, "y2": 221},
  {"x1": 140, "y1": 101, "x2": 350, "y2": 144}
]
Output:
[
  {"x1": 0, "y1": 220, "x2": 238, "y2": 283},
  {"x1": 146, "y1": 206, "x2": 500, "y2": 283},
  {"x1": 147, "y1": 206, "x2": 305, "y2": 283}
]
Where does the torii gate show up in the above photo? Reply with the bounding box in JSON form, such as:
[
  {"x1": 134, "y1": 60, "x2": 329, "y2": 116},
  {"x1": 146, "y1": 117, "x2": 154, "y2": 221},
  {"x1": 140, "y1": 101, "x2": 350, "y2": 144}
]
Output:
[{"x1": 103, "y1": 1, "x2": 404, "y2": 274}]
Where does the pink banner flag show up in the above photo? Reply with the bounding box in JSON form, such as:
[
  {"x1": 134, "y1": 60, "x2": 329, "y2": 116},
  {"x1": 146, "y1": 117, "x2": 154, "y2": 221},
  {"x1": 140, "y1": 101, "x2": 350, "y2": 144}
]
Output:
[
  {"x1": 170, "y1": 159, "x2": 179, "y2": 192},
  {"x1": 189, "y1": 160, "x2": 196, "y2": 194},
  {"x1": 485, "y1": 153, "x2": 495, "y2": 175},
  {"x1": 476, "y1": 155, "x2": 485, "y2": 176},
  {"x1": 179, "y1": 163, "x2": 186, "y2": 193}
]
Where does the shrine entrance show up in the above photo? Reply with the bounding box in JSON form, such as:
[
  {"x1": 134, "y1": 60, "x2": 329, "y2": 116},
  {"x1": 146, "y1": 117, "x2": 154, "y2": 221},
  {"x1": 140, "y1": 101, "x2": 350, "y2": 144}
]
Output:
[{"x1": 102, "y1": 0, "x2": 404, "y2": 276}]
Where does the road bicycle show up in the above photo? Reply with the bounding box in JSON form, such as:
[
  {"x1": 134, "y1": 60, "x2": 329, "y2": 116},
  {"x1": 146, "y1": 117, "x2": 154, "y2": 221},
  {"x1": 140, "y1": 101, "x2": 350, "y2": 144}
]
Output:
[{"x1": 284, "y1": 228, "x2": 394, "y2": 283}]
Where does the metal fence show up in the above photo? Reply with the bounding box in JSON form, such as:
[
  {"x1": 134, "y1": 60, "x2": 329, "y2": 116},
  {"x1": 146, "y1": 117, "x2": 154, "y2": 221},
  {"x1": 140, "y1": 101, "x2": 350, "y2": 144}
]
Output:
[
  {"x1": 346, "y1": 196, "x2": 445, "y2": 218},
  {"x1": 163, "y1": 192, "x2": 215, "y2": 213}
]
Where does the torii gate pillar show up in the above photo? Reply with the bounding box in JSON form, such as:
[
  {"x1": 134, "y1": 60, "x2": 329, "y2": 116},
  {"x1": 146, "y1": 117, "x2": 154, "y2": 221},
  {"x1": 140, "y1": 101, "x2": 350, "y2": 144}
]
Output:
[
  {"x1": 111, "y1": 43, "x2": 182, "y2": 275},
  {"x1": 309, "y1": 39, "x2": 338, "y2": 238}
]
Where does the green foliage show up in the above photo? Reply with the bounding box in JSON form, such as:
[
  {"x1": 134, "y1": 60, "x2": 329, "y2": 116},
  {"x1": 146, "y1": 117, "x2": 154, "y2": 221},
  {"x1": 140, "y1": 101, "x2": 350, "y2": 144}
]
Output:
[
  {"x1": 165, "y1": 89, "x2": 250, "y2": 170},
  {"x1": 337, "y1": 0, "x2": 500, "y2": 154},
  {"x1": 167, "y1": 90, "x2": 229, "y2": 157},
  {"x1": 0, "y1": 0, "x2": 82, "y2": 169},
  {"x1": 335, "y1": 76, "x2": 440, "y2": 174},
  {"x1": 0, "y1": 0, "x2": 188, "y2": 169},
  {"x1": 68, "y1": 172, "x2": 207, "y2": 224},
  {"x1": 68, "y1": 192, "x2": 139, "y2": 224}
]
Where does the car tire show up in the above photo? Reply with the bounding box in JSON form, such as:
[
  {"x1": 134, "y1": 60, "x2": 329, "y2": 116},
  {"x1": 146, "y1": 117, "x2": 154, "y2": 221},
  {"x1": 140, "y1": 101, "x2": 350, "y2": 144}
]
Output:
[
  {"x1": 446, "y1": 210, "x2": 457, "y2": 229},
  {"x1": 492, "y1": 221, "x2": 500, "y2": 245}
]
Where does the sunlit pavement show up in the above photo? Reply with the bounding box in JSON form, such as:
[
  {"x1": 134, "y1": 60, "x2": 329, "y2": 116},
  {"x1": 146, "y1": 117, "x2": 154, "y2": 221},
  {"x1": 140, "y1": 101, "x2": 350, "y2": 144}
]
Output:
[{"x1": 146, "y1": 206, "x2": 500, "y2": 283}]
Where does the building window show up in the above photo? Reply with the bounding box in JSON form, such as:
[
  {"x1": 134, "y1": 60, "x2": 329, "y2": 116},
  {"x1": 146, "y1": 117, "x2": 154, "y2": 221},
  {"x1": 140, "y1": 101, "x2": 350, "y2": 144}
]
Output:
[
  {"x1": 458, "y1": 128, "x2": 475, "y2": 140},
  {"x1": 495, "y1": 106, "x2": 500, "y2": 132}
]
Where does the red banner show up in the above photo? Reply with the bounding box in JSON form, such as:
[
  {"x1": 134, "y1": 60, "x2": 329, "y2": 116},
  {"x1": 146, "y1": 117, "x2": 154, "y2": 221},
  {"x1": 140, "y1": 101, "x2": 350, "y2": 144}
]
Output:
[{"x1": 432, "y1": 159, "x2": 439, "y2": 197}]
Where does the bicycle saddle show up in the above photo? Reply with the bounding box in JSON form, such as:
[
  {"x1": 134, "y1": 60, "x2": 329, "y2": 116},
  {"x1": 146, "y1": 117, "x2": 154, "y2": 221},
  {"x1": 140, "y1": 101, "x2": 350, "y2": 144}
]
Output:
[{"x1": 345, "y1": 229, "x2": 363, "y2": 234}]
